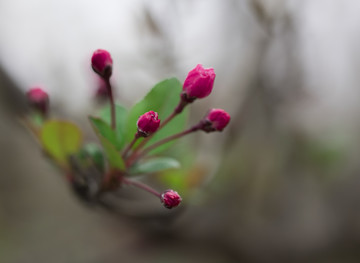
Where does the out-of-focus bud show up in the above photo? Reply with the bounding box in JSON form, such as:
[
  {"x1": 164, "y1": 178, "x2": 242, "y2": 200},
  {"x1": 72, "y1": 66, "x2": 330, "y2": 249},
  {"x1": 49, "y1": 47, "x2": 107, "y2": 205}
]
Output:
[
  {"x1": 91, "y1": 49, "x2": 113, "y2": 79},
  {"x1": 95, "y1": 78, "x2": 109, "y2": 100},
  {"x1": 26, "y1": 87, "x2": 49, "y2": 115},
  {"x1": 201, "y1": 108, "x2": 230, "y2": 132},
  {"x1": 161, "y1": 189, "x2": 182, "y2": 209},
  {"x1": 182, "y1": 64, "x2": 215, "y2": 101},
  {"x1": 136, "y1": 111, "x2": 161, "y2": 137}
]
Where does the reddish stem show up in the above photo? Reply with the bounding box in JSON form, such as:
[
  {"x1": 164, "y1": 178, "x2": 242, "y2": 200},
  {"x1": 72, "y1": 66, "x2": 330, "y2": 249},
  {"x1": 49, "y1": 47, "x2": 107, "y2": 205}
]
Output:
[
  {"x1": 127, "y1": 123, "x2": 201, "y2": 167},
  {"x1": 105, "y1": 77, "x2": 116, "y2": 130},
  {"x1": 122, "y1": 177, "x2": 161, "y2": 198},
  {"x1": 122, "y1": 133, "x2": 140, "y2": 158}
]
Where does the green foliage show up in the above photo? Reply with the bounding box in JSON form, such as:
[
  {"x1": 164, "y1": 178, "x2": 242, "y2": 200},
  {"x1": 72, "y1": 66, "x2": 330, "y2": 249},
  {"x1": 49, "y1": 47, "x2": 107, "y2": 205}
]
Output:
[
  {"x1": 98, "y1": 103, "x2": 127, "y2": 150},
  {"x1": 99, "y1": 136, "x2": 125, "y2": 170},
  {"x1": 78, "y1": 143, "x2": 105, "y2": 172},
  {"x1": 89, "y1": 79, "x2": 189, "y2": 171},
  {"x1": 159, "y1": 169, "x2": 188, "y2": 193},
  {"x1": 90, "y1": 117, "x2": 120, "y2": 149},
  {"x1": 126, "y1": 78, "x2": 188, "y2": 154},
  {"x1": 156, "y1": 139, "x2": 199, "y2": 194},
  {"x1": 89, "y1": 117, "x2": 125, "y2": 170},
  {"x1": 129, "y1": 157, "x2": 180, "y2": 175},
  {"x1": 40, "y1": 120, "x2": 83, "y2": 167}
]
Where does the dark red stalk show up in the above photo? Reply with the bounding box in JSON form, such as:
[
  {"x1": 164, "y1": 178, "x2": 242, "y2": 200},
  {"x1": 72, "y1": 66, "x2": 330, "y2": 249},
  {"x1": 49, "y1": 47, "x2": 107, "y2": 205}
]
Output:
[
  {"x1": 105, "y1": 77, "x2": 116, "y2": 130},
  {"x1": 122, "y1": 177, "x2": 161, "y2": 198}
]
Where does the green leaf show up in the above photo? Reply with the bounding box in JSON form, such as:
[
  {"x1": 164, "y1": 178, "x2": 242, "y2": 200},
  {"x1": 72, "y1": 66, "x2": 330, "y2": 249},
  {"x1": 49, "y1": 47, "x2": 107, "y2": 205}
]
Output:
[
  {"x1": 126, "y1": 78, "x2": 188, "y2": 154},
  {"x1": 89, "y1": 117, "x2": 125, "y2": 170},
  {"x1": 155, "y1": 140, "x2": 201, "y2": 195},
  {"x1": 99, "y1": 136, "x2": 125, "y2": 170},
  {"x1": 40, "y1": 120, "x2": 83, "y2": 166},
  {"x1": 98, "y1": 103, "x2": 127, "y2": 150},
  {"x1": 129, "y1": 157, "x2": 180, "y2": 174},
  {"x1": 90, "y1": 117, "x2": 119, "y2": 149}
]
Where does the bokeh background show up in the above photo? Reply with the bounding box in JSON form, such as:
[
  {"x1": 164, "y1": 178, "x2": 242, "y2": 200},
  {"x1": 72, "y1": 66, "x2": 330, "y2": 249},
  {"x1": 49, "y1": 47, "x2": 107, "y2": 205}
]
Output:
[{"x1": 2, "y1": 0, "x2": 360, "y2": 262}]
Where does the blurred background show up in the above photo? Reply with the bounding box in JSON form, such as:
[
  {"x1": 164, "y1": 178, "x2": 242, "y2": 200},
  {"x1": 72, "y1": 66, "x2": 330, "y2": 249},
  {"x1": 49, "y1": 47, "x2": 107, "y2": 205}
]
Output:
[{"x1": 2, "y1": 0, "x2": 360, "y2": 262}]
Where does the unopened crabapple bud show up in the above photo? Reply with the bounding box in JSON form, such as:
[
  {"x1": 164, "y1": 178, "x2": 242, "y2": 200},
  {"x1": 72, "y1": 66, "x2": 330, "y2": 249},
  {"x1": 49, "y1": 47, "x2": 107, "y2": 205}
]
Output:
[
  {"x1": 91, "y1": 49, "x2": 113, "y2": 79},
  {"x1": 26, "y1": 87, "x2": 49, "y2": 115},
  {"x1": 136, "y1": 111, "x2": 161, "y2": 137},
  {"x1": 201, "y1": 108, "x2": 230, "y2": 132},
  {"x1": 161, "y1": 189, "x2": 182, "y2": 209},
  {"x1": 182, "y1": 64, "x2": 216, "y2": 101}
]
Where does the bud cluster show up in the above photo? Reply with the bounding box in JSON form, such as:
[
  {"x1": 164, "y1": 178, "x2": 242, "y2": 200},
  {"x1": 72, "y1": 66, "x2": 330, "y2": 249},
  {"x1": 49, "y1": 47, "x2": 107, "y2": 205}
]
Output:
[
  {"x1": 181, "y1": 65, "x2": 231, "y2": 134},
  {"x1": 25, "y1": 49, "x2": 231, "y2": 211}
]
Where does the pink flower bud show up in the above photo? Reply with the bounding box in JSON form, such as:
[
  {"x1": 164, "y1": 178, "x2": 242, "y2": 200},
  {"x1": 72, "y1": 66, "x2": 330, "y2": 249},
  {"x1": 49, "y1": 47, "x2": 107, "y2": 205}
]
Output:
[
  {"x1": 183, "y1": 64, "x2": 216, "y2": 100},
  {"x1": 137, "y1": 111, "x2": 161, "y2": 137},
  {"x1": 202, "y1": 108, "x2": 230, "y2": 132},
  {"x1": 91, "y1": 49, "x2": 113, "y2": 79},
  {"x1": 161, "y1": 189, "x2": 182, "y2": 209},
  {"x1": 26, "y1": 87, "x2": 49, "y2": 115}
]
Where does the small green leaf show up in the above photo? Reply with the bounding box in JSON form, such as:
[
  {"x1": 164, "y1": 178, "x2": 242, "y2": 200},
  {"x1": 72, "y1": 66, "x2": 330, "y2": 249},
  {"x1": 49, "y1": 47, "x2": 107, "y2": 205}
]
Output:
[
  {"x1": 40, "y1": 120, "x2": 83, "y2": 166},
  {"x1": 129, "y1": 157, "x2": 180, "y2": 174},
  {"x1": 99, "y1": 136, "x2": 125, "y2": 170},
  {"x1": 98, "y1": 103, "x2": 127, "y2": 150},
  {"x1": 89, "y1": 117, "x2": 125, "y2": 170},
  {"x1": 126, "y1": 78, "x2": 188, "y2": 154},
  {"x1": 90, "y1": 117, "x2": 119, "y2": 148}
]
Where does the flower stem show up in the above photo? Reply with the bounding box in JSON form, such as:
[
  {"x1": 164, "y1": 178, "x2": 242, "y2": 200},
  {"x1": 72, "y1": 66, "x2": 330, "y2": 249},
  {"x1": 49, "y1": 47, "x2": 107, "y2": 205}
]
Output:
[
  {"x1": 122, "y1": 133, "x2": 140, "y2": 158},
  {"x1": 127, "y1": 123, "x2": 201, "y2": 166},
  {"x1": 122, "y1": 177, "x2": 161, "y2": 198},
  {"x1": 105, "y1": 77, "x2": 116, "y2": 130}
]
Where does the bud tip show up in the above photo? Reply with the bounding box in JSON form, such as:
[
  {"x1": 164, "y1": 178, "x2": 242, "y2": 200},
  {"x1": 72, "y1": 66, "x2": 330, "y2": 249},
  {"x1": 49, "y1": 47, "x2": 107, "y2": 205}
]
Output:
[
  {"x1": 183, "y1": 64, "x2": 216, "y2": 100},
  {"x1": 91, "y1": 49, "x2": 113, "y2": 79},
  {"x1": 137, "y1": 111, "x2": 161, "y2": 137}
]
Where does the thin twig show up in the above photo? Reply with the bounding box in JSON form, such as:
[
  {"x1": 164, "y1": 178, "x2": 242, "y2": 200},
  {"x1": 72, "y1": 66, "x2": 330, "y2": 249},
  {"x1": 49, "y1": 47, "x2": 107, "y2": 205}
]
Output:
[
  {"x1": 127, "y1": 124, "x2": 200, "y2": 166},
  {"x1": 105, "y1": 78, "x2": 116, "y2": 130},
  {"x1": 122, "y1": 177, "x2": 161, "y2": 198}
]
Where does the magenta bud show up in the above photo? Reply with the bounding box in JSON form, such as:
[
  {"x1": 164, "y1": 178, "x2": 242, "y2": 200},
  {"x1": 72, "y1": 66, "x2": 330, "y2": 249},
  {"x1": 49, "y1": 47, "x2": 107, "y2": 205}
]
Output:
[
  {"x1": 182, "y1": 64, "x2": 216, "y2": 101},
  {"x1": 26, "y1": 87, "x2": 49, "y2": 115},
  {"x1": 161, "y1": 189, "x2": 182, "y2": 209},
  {"x1": 202, "y1": 108, "x2": 231, "y2": 132},
  {"x1": 136, "y1": 111, "x2": 161, "y2": 137},
  {"x1": 91, "y1": 49, "x2": 113, "y2": 79}
]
